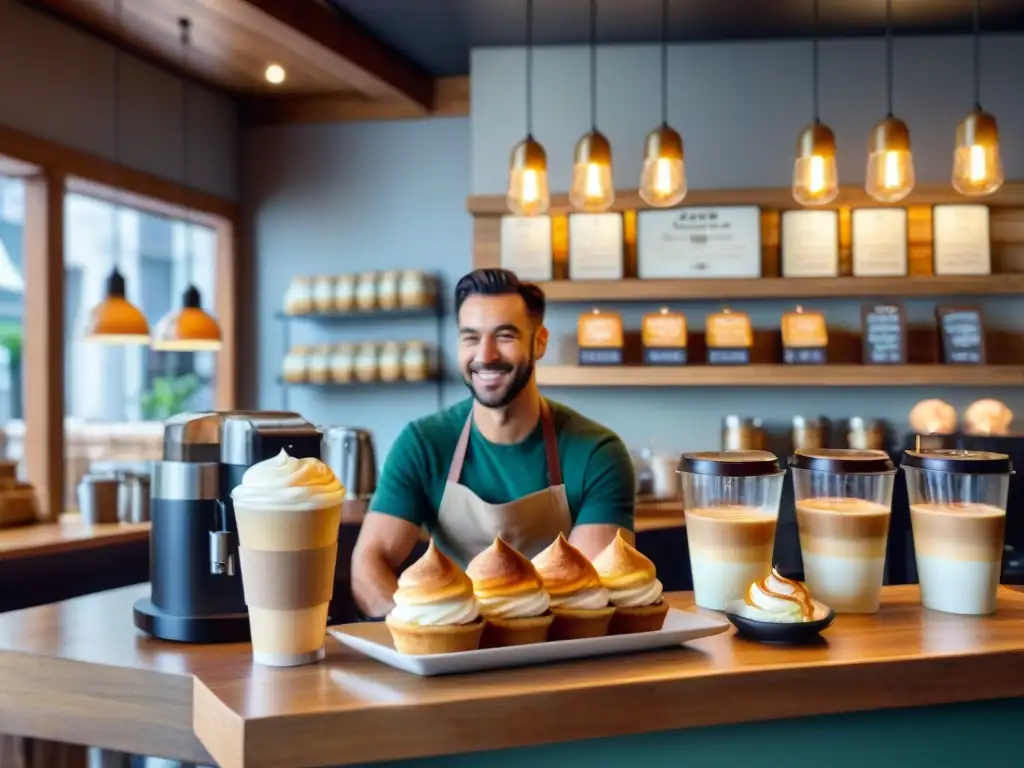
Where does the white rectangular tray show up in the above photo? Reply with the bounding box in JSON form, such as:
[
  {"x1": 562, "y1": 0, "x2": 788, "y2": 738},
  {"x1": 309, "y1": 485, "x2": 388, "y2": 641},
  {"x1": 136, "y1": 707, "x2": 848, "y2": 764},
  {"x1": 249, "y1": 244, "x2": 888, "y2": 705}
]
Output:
[{"x1": 328, "y1": 608, "x2": 730, "y2": 676}]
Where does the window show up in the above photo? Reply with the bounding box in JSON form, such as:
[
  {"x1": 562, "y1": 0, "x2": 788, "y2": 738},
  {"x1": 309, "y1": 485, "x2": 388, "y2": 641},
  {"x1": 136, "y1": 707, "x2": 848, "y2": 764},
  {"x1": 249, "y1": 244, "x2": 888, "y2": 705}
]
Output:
[
  {"x1": 63, "y1": 192, "x2": 218, "y2": 495},
  {"x1": 0, "y1": 173, "x2": 26, "y2": 473}
]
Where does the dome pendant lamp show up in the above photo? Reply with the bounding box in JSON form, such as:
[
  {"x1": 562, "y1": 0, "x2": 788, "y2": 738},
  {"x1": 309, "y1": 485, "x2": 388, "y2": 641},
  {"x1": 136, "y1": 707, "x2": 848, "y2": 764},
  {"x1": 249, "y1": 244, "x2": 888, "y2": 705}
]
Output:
[
  {"x1": 952, "y1": 0, "x2": 1003, "y2": 196},
  {"x1": 792, "y1": 0, "x2": 839, "y2": 206},
  {"x1": 152, "y1": 18, "x2": 222, "y2": 353},
  {"x1": 506, "y1": 0, "x2": 550, "y2": 216},
  {"x1": 865, "y1": 0, "x2": 915, "y2": 203},
  {"x1": 569, "y1": 0, "x2": 615, "y2": 213},
  {"x1": 639, "y1": 0, "x2": 686, "y2": 207},
  {"x1": 83, "y1": 0, "x2": 150, "y2": 345}
]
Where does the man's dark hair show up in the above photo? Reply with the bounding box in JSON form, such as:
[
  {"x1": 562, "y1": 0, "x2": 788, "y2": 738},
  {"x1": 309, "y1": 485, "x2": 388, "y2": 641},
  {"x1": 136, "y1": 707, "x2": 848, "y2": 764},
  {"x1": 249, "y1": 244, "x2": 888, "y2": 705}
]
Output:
[{"x1": 454, "y1": 268, "x2": 545, "y2": 323}]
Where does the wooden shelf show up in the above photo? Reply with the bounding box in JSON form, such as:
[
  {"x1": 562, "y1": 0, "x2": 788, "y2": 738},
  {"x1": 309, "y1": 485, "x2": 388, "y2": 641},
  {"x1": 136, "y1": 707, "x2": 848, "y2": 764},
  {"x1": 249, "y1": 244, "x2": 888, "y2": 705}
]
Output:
[
  {"x1": 536, "y1": 364, "x2": 1024, "y2": 388},
  {"x1": 277, "y1": 377, "x2": 438, "y2": 387},
  {"x1": 534, "y1": 275, "x2": 1024, "y2": 303},
  {"x1": 274, "y1": 307, "x2": 439, "y2": 321}
]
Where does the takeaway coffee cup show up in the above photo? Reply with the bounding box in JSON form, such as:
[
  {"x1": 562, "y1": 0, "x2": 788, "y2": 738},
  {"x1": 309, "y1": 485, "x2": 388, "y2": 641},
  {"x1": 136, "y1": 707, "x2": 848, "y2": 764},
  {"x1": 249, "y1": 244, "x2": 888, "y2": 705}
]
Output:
[
  {"x1": 231, "y1": 449, "x2": 345, "y2": 666},
  {"x1": 790, "y1": 449, "x2": 896, "y2": 614},
  {"x1": 902, "y1": 449, "x2": 1013, "y2": 616}
]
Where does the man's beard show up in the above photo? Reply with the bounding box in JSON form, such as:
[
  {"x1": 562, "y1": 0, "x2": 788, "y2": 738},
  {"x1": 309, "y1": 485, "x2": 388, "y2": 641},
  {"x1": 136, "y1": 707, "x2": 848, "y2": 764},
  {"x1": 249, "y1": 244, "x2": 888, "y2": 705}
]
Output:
[{"x1": 463, "y1": 352, "x2": 535, "y2": 409}]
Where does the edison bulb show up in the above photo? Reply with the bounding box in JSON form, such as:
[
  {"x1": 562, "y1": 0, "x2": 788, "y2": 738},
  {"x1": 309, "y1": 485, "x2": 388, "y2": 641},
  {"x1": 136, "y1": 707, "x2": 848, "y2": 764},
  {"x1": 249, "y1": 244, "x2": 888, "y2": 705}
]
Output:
[
  {"x1": 865, "y1": 117, "x2": 914, "y2": 203},
  {"x1": 506, "y1": 136, "x2": 550, "y2": 216},
  {"x1": 264, "y1": 63, "x2": 286, "y2": 85},
  {"x1": 952, "y1": 110, "x2": 1004, "y2": 197},
  {"x1": 639, "y1": 124, "x2": 686, "y2": 207},
  {"x1": 569, "y1": 130, "x2": 615, "y2": 212},
  {"x1": 792, "y1": 123, "x2": 839, "y2": 206}
]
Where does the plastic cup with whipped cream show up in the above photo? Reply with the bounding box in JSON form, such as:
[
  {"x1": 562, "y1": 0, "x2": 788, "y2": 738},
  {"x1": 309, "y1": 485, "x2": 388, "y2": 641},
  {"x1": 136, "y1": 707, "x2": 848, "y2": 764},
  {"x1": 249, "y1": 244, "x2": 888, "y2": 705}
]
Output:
[
  {"x1": 791, "y1": 449, "x2": 896, "y2": 614},
  {"x1": 679, "y1": 451, "x2": 785, "y2": 611},
  {"x1": 902, "y1": 449, "x2": 1013, "y2": 616},
  {"x1": 230, "y1": 449, "x2": 345, "y2": 667}
]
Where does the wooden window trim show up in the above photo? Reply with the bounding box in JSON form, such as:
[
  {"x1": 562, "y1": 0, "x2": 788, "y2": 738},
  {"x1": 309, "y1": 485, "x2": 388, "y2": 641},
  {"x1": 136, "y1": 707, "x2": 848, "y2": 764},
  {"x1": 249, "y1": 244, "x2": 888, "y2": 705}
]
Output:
[{"x1": 1, "y1": 122, "x2": 241, "y2": 519}]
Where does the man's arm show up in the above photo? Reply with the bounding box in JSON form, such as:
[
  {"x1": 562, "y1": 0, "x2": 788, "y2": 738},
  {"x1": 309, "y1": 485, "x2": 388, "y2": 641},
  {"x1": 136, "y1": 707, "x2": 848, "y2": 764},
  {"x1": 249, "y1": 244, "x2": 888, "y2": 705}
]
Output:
[
  {"x1": 351, "y1": 425, "x2": 434, "y2": 618},
  {"x1": 569, "y1": 436, "x2": 637, "y2": 559}
]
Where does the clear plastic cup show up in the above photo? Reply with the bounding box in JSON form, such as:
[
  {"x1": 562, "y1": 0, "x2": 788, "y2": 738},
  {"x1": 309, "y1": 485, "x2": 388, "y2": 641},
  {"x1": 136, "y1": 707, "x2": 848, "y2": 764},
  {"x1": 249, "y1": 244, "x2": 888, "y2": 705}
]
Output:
[
  {"x1": 902, "y1": 449, "x2": 1013, "y2": 616},
  {"x1": 790, "y1": 449, "x2": 896, "y2": 614},
  {"x1": 679, "y1": 451, "x2": 786, "y2": 610}
]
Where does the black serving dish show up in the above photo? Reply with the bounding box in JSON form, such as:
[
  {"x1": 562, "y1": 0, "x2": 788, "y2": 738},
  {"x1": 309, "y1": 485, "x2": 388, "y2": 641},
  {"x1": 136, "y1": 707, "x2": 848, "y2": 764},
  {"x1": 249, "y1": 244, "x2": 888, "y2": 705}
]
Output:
[{"x1": 725, "y1": 607, "x2": 836, "y2": 645}]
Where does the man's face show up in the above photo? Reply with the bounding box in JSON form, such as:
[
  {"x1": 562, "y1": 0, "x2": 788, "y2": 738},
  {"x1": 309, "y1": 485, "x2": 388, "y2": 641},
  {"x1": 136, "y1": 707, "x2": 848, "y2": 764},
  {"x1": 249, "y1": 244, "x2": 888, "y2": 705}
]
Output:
[{"x1": 458, "y1": 294, "x2": 548, "y2": 408}]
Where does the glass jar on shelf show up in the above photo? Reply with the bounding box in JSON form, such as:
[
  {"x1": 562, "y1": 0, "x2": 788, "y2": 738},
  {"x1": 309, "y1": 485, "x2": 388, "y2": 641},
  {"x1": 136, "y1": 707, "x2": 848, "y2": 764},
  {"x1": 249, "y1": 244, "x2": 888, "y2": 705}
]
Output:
[
  {"x1": 283, "y1": 276, "x2": 313, "y2": 315},
  {"x1": 307, "y1": 345, "x2": 332, "y2": 384},
  {"x1": 312, "y1": 275, "x2": 336, "y2": 313},
  {"x1": 401, "y1": 340, "x2": 433, "y2": 381},
  {"x1": 282, "y1": 345, "x2": 310, "y2": 383},
  {"x1": 355, "y1": 272, "x2": 378, "y2": 312},
  {"x1": 378, "y1": 341, "x2": 403, "y2": 382},
  {"x1": 329, "y1": 342, "x2": 355, "y2": 384},
  {"x1": 334, "y1": 274, "x2": 356, "y2": 313},
  {"x1": 399, "y1": 270, "x2": 434, "y2": 310},
  {"x1": 377, "y1": 270, "x2": 401, "y2": 311},
  {"x1": 353, "y1": 342, "x2": 379, "y2": 383}
]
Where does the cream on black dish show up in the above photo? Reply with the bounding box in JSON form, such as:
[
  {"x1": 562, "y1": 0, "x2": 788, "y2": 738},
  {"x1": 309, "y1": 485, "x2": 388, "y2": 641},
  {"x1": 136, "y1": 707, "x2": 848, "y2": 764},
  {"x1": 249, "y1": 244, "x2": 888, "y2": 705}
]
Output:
[{"x1": 725, "y1": 568, "x2": 835, "y2": 643}]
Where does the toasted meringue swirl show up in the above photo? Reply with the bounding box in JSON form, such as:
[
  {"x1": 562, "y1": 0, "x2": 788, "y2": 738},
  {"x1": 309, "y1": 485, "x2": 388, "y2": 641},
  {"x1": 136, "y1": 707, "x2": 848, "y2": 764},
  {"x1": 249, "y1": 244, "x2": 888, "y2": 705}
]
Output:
[
  {"x1": 230, "y1": 449, "x2": 345, "y2": 512},
  {"x1": 592, "y1": 530, "x2": 664, "y2": 607},
  {"x1": 733, "y1": 567, "x2": 818, "y2": 623},
  {"x1": 533, "y1": 534, "x2": 609, "y2": 609},
  {"x1": 389, "y1": 540, "x2": 480, "y2": 626},
  {"x1": 467, "y1": 538, "x2": 550, "y2": 619}
]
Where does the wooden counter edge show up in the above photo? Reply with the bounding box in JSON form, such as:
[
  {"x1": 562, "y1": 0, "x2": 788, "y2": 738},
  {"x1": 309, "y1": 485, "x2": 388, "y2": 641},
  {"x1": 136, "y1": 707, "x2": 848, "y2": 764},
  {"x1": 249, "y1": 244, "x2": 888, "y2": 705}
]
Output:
[
  {"x1": 0, "y1": 651, "x2": 212, "y2": 765},
  {"x1": 191, "y1": 645, "x2": 1024, "y2": 768},
  {"x1": 0, "y1": 521, "x2": 150, "y2": 562}
]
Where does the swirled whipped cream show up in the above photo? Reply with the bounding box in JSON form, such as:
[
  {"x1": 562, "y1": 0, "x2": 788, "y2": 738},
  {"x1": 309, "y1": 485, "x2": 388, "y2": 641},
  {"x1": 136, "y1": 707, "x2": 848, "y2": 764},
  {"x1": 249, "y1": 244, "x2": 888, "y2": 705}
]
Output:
[
  {"x1": 478, "y1": 590, "x2": 550, "y2": 620},
  {"x1": 549, "y1": 587, "x2": 610, "y2": 611},
  {"x1": 729, "y1": 568, "x2": 824, "y2": 624},
  {"x1": 592, "y1": 530, "x2": 664, "y2": 608},
  {"x1": 230, "y1": 449, "x2": 345, "y2": 512},
  {"x1": 389, "y1": 540, "x2": 481, "y2": 626}
]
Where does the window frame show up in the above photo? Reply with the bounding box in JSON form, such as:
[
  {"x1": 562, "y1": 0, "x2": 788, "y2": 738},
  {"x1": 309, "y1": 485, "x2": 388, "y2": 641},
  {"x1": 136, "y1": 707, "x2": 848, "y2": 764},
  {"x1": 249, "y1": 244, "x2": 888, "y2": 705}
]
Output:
[{"x1": 0, "y1": 123, "x2": 241, "y2": 520}]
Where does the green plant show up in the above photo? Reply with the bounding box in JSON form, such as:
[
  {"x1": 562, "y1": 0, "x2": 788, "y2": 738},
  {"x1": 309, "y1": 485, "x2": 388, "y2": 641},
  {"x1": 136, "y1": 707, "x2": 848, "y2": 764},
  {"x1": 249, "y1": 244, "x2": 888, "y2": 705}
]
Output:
[{"x1": 141, "y1": 374, "x2": 200, "y2": 421}]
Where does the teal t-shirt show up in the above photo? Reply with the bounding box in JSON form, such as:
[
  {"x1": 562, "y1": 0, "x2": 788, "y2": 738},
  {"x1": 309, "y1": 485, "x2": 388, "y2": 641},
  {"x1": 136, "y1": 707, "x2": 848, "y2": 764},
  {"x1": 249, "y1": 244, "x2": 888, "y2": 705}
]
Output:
[{"x1": 370, "y1": 398, "x2": 635, "y2": 532}]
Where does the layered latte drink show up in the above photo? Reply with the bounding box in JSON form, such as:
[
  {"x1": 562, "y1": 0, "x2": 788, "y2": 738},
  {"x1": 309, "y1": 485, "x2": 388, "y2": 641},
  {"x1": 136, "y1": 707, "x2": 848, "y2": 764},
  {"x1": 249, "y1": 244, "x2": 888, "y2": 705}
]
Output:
[
  {"x1": 680, "y1": 451, "x2": 785, "y2": 611},
  {"x1": 791, "y1": 449, "x2": 896, "y2": 614},
  {"x1": 903, "y1": 450, "x2": 1013, "y2": 616}
]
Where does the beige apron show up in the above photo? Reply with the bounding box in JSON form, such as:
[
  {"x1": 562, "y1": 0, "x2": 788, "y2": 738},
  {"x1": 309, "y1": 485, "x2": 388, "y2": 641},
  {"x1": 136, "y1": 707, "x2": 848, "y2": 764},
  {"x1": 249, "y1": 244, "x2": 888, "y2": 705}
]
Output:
[{"x1": 434, "y1": 398, "x2": 573, "y2": 566}]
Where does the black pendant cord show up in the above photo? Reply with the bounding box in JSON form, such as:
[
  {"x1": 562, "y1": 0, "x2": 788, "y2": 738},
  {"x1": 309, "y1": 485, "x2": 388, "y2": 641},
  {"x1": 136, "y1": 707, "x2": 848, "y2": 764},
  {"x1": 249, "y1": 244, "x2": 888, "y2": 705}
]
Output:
[
  {"x1": 885, "y1": 0, "x2": 894, "y2": 117},
  {"x1": 811, "y1": 0, "x2": 820, "y2": 124},
  {"x1": 180, "y1": 18, "x2": 196, "y2": 298},
  {"x1": 972, "y1": 0, "x2": 982, "y2": 110},
  {"x1": 660, "y1": 0, "x2": 669, "y2": 126},
  {"x1": 525, "y1": 0, "x2": 533, "y2": 137},
  {"x1": 110, "y1": 0, "x2": 122, "y2": 276},
  {"x1": 589, "y1": 0, "x2": 597, "y2": 131}
]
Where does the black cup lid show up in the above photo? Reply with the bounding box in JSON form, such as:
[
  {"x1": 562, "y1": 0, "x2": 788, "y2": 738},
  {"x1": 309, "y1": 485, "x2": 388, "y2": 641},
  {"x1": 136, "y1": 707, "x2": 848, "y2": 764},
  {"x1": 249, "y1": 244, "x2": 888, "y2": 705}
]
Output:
[
  {"x1": 901, "y1": 449, "x2": 1013, "y2": 475},
  {"x1": 678, "y1": 450, "x2": 782, "y2": 477},
  {"x1": 790, "y1": 448, "x2": 895, "y2": 474}
]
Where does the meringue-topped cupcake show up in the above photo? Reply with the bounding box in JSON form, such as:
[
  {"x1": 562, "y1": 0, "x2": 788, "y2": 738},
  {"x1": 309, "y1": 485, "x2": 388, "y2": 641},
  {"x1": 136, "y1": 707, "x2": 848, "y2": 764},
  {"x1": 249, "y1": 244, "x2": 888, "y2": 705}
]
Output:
[
  {"x1": 592, "y1": 530, "x2": 669, "y2": 634},
  {"x1": 386, "y1": 540, "x2": 485, "y2": 655},
  {"x1": 532, "y1": 534, "x2": 614, "y2": 640},
  {"x1": 467, "y1": 538, "x2": 554, "y2": 647}
]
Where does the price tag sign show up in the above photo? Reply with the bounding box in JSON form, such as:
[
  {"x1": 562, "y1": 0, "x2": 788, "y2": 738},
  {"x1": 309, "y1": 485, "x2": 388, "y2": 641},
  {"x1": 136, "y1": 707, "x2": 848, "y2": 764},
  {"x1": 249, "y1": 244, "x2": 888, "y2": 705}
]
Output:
[
  {"x1": 936, "y1": 306, "x2": 986, "y2": 365},
  {"x1": 861, "y1": 303, "x2": 908, "y2": 365}
]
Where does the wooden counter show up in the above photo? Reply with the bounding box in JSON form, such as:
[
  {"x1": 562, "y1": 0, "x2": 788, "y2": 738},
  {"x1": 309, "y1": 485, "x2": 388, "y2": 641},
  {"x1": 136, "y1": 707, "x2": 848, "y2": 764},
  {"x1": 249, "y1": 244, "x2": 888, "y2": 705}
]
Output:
[
  {"x1": 2, "y1": 585, "x2": 1024, "y2": 768},
  {"x1": 0, "y1": 516, "x2": 149, "y2": 561}
]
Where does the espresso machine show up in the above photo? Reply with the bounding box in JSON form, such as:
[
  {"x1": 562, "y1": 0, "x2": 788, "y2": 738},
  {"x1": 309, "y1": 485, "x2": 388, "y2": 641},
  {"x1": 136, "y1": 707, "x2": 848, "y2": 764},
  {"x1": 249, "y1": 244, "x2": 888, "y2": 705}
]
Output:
[{"x1": 133, "y1": 411, "x2": 322, "y2": 643}]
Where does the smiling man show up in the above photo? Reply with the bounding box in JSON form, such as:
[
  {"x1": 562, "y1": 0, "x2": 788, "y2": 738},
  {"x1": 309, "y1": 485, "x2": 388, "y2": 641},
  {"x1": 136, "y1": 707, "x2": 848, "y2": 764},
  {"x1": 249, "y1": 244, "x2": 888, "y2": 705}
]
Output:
[{"x1": 351, "y1": 268, "x2": 636, "y2": 617}]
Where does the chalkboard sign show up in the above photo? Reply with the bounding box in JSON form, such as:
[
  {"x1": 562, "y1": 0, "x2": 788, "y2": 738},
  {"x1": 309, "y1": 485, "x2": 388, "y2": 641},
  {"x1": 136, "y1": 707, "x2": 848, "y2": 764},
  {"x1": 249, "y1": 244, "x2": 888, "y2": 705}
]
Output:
[
  {"x1": 708, "y1": 348, "x2": 750, "y2": 365},
  {"x1": 783, "y1": 347, "x2": 827, "y2": 364},
  {"x1": 861, "y1": 303, "x2": 908, "y2": 365},
  {"x1": 643, "y1": 347, "x2": 688, "y2": 365},
  {"x1": 936, "y1": 306, "x2": 987, "y2": 365}
]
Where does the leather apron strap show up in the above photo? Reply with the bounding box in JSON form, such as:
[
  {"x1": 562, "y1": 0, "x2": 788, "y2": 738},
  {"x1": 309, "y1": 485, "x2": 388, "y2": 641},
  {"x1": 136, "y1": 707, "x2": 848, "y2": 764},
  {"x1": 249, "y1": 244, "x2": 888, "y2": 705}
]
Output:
[{"x1": 447, "y1": 398, "x2": 562, "y2": 486}]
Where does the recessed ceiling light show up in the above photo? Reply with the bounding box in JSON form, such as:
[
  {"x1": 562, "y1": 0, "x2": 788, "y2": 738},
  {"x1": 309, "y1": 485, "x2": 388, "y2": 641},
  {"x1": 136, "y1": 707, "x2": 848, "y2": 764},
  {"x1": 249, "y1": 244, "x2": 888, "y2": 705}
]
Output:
[{"x1": 264, "y1": 63, "x2": 286, "y2": 85}]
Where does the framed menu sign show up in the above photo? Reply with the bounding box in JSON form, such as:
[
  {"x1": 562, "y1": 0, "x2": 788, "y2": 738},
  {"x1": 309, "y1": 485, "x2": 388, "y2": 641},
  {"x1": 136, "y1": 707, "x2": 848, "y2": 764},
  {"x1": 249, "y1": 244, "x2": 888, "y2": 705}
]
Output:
[
  {"x1": 569, "y1": 213, "x2": 624, "y2": 280},
  {"x1": 781, "y1": 309, "x2": 828, "y2": 365},
  {"x1": 933, "y1": 205, "x2": 991, "y2": 275},
  {"x1": 936, "y1": 306, "x2": 986, "y2": 364},
  {"x1": 781, "y1": 210, "x2": 839, "y2": 277},
  {"x1": 637, "y1": 206, "x2": 761, "y2": 279},
  {"x1": 852, "y1": 208, "x2": 908, "y2": 277},
  {"x1": 861, "y1": 303, "x2": 907, "y2": 364},
  {"x1": 500, "y1": 216, "x2": 553, "y2": 281}
]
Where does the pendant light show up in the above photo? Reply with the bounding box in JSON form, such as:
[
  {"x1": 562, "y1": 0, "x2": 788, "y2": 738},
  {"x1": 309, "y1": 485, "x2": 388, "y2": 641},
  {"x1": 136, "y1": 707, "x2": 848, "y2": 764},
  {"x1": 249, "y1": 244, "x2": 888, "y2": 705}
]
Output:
[
  {"x1": 506, "y1": 0, "x2": 549, "y2": 216},
  {"x1": 569, "y1": 0, "x2": 614, "y2": 213},
  {"x1": 865, "y1": 0, "x2": 914, "y2": 203},
  {"x1": 792, "y1": 0, "x2": 838, "y2": 206},
  {"x1": 151, "y1": 18, "x2": 223, "y2": 352},
  {"x1": 639, "y1": 0, "x2": 686, "y2": 207},
  {"x1": 952, "y1": 0, "x2": 1003, "y2": 196},
  {"x1": 83, "y1": 0, "x2": 150, "y2": 344}
]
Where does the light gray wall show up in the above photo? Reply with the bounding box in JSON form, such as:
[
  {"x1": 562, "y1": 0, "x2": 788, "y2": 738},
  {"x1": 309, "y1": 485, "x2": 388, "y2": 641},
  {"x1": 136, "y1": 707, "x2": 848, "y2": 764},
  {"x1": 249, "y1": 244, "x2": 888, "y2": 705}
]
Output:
[
  {"x1": 469, "y1": 36, "x2": 1024, "y2": 455},
  {"x1": 244, "y1": 118, "x2": 472, "y2": 455},
  {"x1": 0, "y1": 0, "x2": 239, "y2": 200}
]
